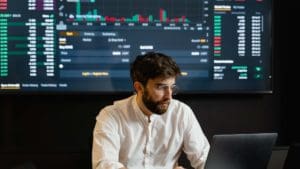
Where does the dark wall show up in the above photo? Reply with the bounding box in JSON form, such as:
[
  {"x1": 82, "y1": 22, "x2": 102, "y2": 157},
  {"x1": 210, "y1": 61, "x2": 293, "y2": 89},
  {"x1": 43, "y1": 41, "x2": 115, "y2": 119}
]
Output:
[
  {"x1": 0, "y1": 0, "x2": 296, "y2": 168},
  {"x1": 277, "y1": 0, "x2": 299, "y2": 144}
]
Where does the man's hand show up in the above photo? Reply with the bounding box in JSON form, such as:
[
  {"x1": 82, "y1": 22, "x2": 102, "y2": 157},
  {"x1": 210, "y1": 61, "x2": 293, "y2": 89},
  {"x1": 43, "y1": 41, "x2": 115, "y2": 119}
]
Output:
[{"x1": 174, "y1": 166, "x2": 186, "y2": 169}]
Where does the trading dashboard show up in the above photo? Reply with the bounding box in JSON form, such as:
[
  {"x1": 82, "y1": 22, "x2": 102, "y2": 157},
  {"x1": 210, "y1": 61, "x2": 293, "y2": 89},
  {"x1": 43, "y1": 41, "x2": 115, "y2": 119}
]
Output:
[{"x1": 0, "y1": 0, "x2": 273, "y2": 93}]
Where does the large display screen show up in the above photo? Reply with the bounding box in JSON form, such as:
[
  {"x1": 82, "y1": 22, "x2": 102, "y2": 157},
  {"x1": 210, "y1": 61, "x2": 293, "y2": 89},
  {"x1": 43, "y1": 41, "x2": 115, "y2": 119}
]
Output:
[{"x1": 0, "y1": 0, "x2": 273, "y2": 93}]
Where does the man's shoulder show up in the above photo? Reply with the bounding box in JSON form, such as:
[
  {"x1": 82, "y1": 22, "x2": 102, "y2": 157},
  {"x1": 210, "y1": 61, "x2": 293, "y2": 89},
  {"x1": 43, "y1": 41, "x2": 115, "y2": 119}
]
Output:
[
  {"x1": 171, "y1": 98, "x2": 192, "y2": 110},
  {"x1": 98, "y1": 95, "x2": 134, "y2": 117},
  {"x1": 113, "y1": 95, "x2": 134, "y2": 107}
]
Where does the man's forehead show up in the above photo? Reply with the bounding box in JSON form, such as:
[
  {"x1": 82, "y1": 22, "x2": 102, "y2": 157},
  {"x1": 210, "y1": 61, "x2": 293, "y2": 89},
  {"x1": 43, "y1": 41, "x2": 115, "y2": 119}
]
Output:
[{"x1": 148, "y1": 77, "x2": 176, "y2": 85}]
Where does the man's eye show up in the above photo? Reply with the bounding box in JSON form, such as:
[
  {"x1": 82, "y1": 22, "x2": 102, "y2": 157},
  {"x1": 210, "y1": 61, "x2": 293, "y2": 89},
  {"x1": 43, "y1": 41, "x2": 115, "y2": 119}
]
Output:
[
  {"x1": 155, "y1": 84, "x2": 179, "y2": 95},
  {"x1": 157, "y1": 85, "x2": 177, "y2": 90}
]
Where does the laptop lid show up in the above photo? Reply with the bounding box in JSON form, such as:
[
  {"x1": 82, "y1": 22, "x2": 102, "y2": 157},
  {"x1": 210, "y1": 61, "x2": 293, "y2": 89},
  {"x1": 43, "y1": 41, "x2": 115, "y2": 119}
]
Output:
[
  {"x1": 204, "y1": 133, "x2": 277, "y2": 169},
  {"x1": 283, "y1": 143, "x2": 300, "y2": 169}
]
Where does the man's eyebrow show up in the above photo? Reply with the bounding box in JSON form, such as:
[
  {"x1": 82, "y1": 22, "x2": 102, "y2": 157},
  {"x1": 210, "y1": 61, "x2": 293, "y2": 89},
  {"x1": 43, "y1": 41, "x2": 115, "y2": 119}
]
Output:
[
  {"x1": 155, "y1": 83, "x2": 176, "y2": 86},
  {"x1": 155, "y1": 83, "x2": 166, "y2": 86}
]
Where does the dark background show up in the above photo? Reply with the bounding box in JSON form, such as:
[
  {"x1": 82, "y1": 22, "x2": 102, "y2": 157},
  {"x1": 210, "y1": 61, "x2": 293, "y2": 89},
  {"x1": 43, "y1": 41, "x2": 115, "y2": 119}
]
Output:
[{"x1": 0, "y1": 0, "x2": 298, "y2": 169}]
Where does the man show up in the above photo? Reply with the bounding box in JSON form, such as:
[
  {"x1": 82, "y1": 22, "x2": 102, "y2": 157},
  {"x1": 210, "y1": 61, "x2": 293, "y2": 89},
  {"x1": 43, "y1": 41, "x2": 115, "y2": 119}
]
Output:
[{"x1": 92, "y1": 52, "x2": 210, "y2": 169}]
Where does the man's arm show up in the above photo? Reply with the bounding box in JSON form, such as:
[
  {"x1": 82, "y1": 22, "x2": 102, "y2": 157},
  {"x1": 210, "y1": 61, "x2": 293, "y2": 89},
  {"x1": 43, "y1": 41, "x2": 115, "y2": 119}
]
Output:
[
  {"x1": 92, "y1": 108, "x2": 126, "y2": 169},
  {"x1": 182, "y1": 108, "x2": 210, "y2": 169}
]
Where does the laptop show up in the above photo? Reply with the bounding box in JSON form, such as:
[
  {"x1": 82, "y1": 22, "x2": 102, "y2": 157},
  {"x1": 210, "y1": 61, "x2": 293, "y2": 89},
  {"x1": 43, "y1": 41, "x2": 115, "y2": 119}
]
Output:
[
  {"x1": 204, "y1": 133, "x2": 278, "y2": 169},
  {"x1": 283, "y1": 143, "x2": 300, "y2": 169}
]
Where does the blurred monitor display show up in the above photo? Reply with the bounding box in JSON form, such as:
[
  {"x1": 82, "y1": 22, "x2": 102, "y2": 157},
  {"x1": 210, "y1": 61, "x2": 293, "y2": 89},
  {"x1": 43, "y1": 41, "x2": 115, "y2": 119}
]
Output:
[{"x1": 0, "y1": 0, "x2": 273, "y2": 94}]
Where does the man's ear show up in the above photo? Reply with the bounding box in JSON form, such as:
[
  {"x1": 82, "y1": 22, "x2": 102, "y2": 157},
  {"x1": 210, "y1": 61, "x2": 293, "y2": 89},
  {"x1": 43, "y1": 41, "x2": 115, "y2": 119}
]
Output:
[{"x1": 133, "y1": 81, "x2": 143, "y2": 93}]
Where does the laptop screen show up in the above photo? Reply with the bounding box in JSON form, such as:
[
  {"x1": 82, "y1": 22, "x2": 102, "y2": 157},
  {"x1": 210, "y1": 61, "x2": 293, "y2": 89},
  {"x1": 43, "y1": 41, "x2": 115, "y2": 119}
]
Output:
[{"x1": 204, "y1": 133, "x2": 277, "y2": 169}]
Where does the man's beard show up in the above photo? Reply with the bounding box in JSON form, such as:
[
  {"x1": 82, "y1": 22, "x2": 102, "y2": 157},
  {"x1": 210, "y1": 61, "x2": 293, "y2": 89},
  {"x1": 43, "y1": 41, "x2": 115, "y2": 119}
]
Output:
[{"x1": 142, "y1": 89, "x2": 170, "y2": 115}]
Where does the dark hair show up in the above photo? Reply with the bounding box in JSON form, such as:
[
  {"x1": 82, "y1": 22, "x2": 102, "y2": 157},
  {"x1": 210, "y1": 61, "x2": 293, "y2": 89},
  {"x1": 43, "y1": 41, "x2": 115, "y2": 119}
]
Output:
[{"x1": 130, "y1": 52, "x2": 181, "y2": 86}]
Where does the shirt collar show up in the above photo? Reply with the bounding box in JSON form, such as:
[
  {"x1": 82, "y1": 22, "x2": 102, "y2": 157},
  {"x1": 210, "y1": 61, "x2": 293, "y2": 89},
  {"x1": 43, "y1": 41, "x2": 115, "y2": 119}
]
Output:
[{"x1": 132, "y1": 94, "x2": 161, "y2": 123}]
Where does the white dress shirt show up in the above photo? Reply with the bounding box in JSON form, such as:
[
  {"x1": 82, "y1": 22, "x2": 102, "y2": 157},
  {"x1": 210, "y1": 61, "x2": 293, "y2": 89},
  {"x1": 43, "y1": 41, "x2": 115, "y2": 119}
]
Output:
[{"x1": 92, "y1": 95, "x2": 210, "y2": 169}]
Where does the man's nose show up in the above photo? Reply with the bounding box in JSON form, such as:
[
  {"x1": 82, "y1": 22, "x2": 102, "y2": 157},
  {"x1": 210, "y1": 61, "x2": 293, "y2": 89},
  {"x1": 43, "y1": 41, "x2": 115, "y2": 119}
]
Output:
[{"x1": 164, "y1": 87, "x2": 173, "y2": 99}]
